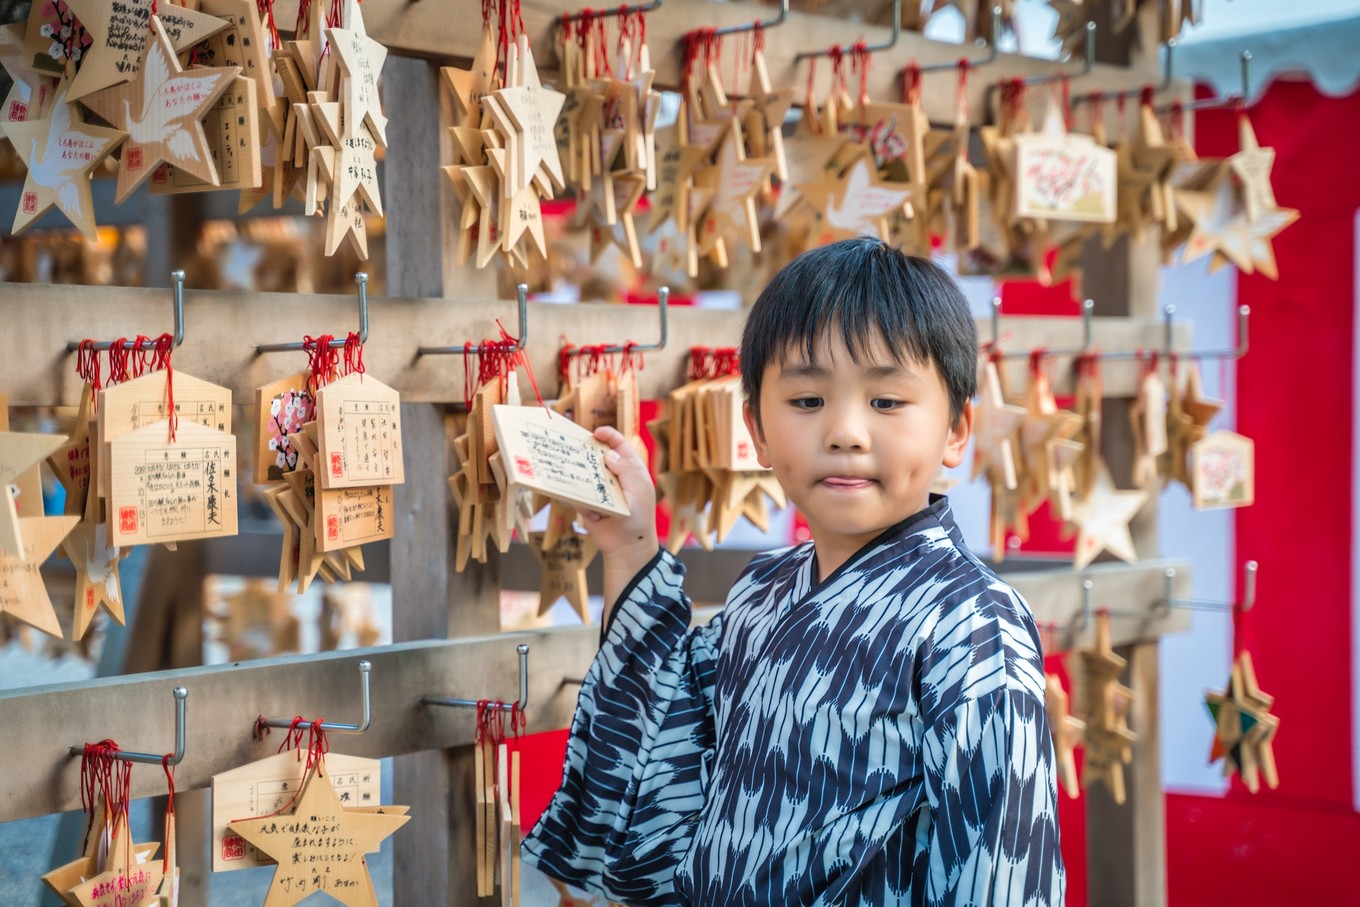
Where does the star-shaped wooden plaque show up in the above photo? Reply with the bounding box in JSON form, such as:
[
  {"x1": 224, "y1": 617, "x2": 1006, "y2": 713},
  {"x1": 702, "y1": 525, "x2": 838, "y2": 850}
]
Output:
[
  {"x1": 1069, "y1": 461, "x2": 1146, "y2": 570},
  {"x1": 970, "y1": 360, "x2": 1027, "y2": 491}
]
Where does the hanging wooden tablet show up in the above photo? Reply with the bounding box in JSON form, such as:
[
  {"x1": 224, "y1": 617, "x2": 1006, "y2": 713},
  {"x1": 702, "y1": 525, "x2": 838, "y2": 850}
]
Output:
[
  {"x1": 107, "y1": 420, "x2": 238, "y2": 547},
  {"x1": 970, "y1": 360, "x2": 1026, "y2": 492},
  {"x1": 1190, "y1": 430, "x2": 1254, "y2": 510},
  {"x1": 530, "y1": 529, "x2": 596, "y2": 623},
  {"x1": 1071, "y1": 611, "x2": 1137, "y2": 804},
  {"x1": 3, "y1": 79, "x2": 124, "y2": 241},
  {"x1": 80, "y1": 16, "x2": 239, "y2": 204},
  {"x1": 212, "y1": 751, "x2": 384, "y2": 872},
  {"x1": 0, "y1": 430, "x2": 66, "y2": 559},
  {"x1": 63, "y1": 457, "x2": 124, "y2": 641},
  {"x1": 68, "y1": 813, "x2": 165, "y2": 907},
  {"x1": 47, "y1": 386, "x2": 95, "y2": 517},
  {"x1": 490, "y1": 405, "x2": 628, "y2": 517},
  {"x1": 63, "y1": 0, "x2": 228, "y2": 101},
  {"x1": 1013, "y1": 103, "x2": 1117, "y2": 223},
  {"x1": 315, "y1": 373, "x2": 404, "y2": 489},
  {"x1": 227, "y1": 758, "x2": 407, "y2": 904},
  {"x1": 314, "y1": 483, "x2": 394, "y2": 553},
  {"x1": 97, "y1": 371, "x2": 232, "y2": 501},
  {"x1": 695, "y1": 119, "x2": 772, "y2": 256},
  {"x1": 325, "y1": 0, "x2": 389, "y2": 148},
  {"x1": 255, "y1": 372, "x2": 314, "y2": 483},
  {"x1": 1069, "y1": 462, "x2": 1146, "y2": 570},
  {"x1": 192, "y1": 0, "x2": 278, "y2": 110},
  {"x1": 0, "y1": 515, "x2": 77, "y2": 637},
  {"x1": 150, "y1": 75, "x2": 262, "y2": 195},
  {"x1": 1045, "y1": 673, "x2": 1084, "y2": 799}
]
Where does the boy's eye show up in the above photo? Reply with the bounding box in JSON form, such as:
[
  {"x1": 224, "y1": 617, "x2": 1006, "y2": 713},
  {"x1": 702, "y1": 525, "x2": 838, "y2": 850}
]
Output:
[
  {"x1": 790, "y1": 397, "x2": 823, "y2": 411},
  {"x1": 870, "y1": 398, "x2": 904, "y2": 411}
]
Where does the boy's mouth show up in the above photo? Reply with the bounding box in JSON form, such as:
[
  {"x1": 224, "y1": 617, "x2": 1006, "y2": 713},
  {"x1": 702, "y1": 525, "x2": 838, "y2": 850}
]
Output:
[{"x1": 820, "y1": 476, "x2": 876, "y2": 490}]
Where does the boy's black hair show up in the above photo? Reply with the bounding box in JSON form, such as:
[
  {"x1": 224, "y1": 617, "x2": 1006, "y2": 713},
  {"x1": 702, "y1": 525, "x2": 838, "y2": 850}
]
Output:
[{"x1": 740, "y1": 238, "x2": 978, "y2": 425}]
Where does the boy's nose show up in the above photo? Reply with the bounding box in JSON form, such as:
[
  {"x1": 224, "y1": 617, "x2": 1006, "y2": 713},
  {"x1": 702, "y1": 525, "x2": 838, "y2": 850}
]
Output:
[{"x1": 825, "y1": 409, "x2": 871, "y2": 451}]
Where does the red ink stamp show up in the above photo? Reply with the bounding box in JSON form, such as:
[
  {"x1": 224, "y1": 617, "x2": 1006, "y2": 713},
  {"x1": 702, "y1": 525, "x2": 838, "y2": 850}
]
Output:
[
  {"x1": 86, "y1": 587, "x2": 95, "y2": 609},
  {"x1": 221, "y1": 833, "x2": 246, "y2": 861},
  {"x1": 8, "y1": 100, "x2": 25, "y2": 120},
  {"x1": 327, "y1": 515, "x2": 339, "y2": 541},
  {"x1": 514, "y1": 456, "x2": 535, "y2": 479},
  {"x1": 330, "y1": 452, "x2": 344, "y2": 477},
  {"x1": 127, "y1": 147, "x2": 143, "y2": 170},
  {"x1": 119, "y1": 506, "x2": 138, "y2": 535},
  {"x1": 21, "y1": 191, "x2": 36, "y2": 214},
  {"x1": 152, "y1": 162, "x2": 169, "y2": 183}
]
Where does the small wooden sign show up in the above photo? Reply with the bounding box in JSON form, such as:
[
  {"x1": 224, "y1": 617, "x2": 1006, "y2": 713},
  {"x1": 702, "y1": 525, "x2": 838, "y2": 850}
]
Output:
[
  {"x1": 255, "y1": 372, "x2": 314, "y2": 483},
  {"x1": 314, "y1": 484, "x2": 394, "y2": 552},
  {"x1": 1191, "y1": 430, "x2": 1255, "y2": 510},
  {"x1": 316, "y1": 373, "x2": 404, "y2": 489},
  {"x1": 212, "y1": 751, "x2": 383, "y2": 873},
  {"x1": 107, "y1": 420, "x2": 238, "y2": 546},
  {"x1": 0, "y1": 515, "x2": 77, "y2": 637},
  {"x1": 150, "y1": 75, "x2": 262, "y2": 195},
  {"x1": 490, "y1": 404, "x2": 629, "y2": 517},
  {"x1": 1014, "y1": 131, "x2": 1117, "y2": 223}
]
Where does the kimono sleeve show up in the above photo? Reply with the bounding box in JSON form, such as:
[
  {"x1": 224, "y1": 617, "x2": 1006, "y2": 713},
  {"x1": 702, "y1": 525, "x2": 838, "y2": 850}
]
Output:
[
  {"x1": 522, "y1": 549, "x2": 720, "y2": 906},
  {"x1": 917, "y1": 585, "x2": 1065, "y2": 907}
]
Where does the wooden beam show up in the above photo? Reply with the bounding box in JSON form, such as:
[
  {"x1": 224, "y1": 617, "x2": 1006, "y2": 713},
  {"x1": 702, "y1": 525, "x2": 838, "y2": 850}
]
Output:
[
  {"x1": 0, "y1": 634, "x2": 597, "y2": 823},
  {"x1": 0, "y1": 281, "x2": 1188, "y2": 406},
  {"x1": 272, "y1": 0, "x2": 1177, "y2": 127}
]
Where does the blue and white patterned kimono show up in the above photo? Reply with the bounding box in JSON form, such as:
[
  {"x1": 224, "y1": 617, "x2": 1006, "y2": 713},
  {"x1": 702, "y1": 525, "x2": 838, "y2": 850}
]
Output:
[{"x1": 522, "y1": 496, "x2": 1065, "y2": 906}]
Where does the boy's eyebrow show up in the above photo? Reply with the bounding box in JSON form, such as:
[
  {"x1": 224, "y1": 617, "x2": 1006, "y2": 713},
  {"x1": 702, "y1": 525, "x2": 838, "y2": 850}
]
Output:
[{"x1": 779, "y1": 362, "x2": 919, "y2": 380}]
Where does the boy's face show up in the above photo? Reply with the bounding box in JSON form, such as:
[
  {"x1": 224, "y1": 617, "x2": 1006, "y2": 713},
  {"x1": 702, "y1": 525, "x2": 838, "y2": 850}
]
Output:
[{"x1": 742, "y1": 330, "x2": 972, "y2": 567}]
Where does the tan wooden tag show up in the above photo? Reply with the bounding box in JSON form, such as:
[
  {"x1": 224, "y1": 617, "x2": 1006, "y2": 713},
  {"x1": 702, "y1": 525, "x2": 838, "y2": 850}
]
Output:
[
  {"x1": 0, "y1": 396, "x2": 46, "y2": 521},
  {"x1": 1013, "y1": 105, "x2": 1117, "y2": 223},
  {"x1": 255, "y1": 372, "x2": 314, "y2": 483},
  {"x1": 98, "y1": 371, "x2": 232, "y2": 500},
  {"x1": 212, "y1": 751, "x2": 383, "y2": 873},
  {"x1": 150, "y1": 75, "x2": 262, "y2": 195},
  {"x1": 316, "y1": 373, "x2": 404, "y2": 489},
  {"x1": 0, "y1": 515, "x2": 77, "y2": 638},
  {"x1": 314, "y1": 484, "x2": 394, "y2": 552},
  {"x1": 490, "y1": 405, "x2": 629, "y2": 517},
  {"x1": 0, "y1": 430, "x2": 65, "y2": 559},
  {"x1": 1191, "y1": 430, "x2": 1255, "y2": 510},
  {"x1": 107, "y1": 420, "x2": 238, "y2": 546}
]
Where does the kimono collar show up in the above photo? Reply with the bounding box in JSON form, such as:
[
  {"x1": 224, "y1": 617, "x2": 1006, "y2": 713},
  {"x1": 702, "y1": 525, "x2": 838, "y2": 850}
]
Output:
[{"x1": 805, "y1": 494, "x2": 960, "y2": 596}]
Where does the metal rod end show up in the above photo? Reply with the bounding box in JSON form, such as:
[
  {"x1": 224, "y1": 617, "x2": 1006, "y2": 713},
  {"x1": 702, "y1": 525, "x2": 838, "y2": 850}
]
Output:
[
  {"x1": 358, "y1": 660, "x2": 372, "y2": 674},
  {"x1": 1238, "y1": 304, "x2": 1251, "y2": 316},
  {"x1": 173, "y1": 687, "x2": 188, "y2": 700},
  {"x1": 171, "y1": 270, "x2": 185, "y2": 282},
  {"x1": 516, "y1": 644, "x2": 530, "y2": 655},
  {"x1": 1081, "y1": 579, "x2": 1093, "y2": 591},
  {"x1": 1164, "y1": 567, "x2": 1177, "y2": 580},
  {"x1": 355, "y1": 272, "x2": 369, "y2": 285}
]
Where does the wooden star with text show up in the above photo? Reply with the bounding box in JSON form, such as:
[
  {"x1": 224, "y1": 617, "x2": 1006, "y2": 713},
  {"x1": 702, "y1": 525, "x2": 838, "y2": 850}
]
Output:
[
  {"x1": 799, "y1": 156, "x2": 915, "y2": 245},
  {"x1": 65, "y1": 0, "x2": 227, "y2": 101},
  {"x1": 0, "y1": 431, "x2": 66, "y2": 558},
  {"x1": 1070, "y1": 461, "x2": 1146, "y2": 570},
  {"x1": 1227, "y1": 114, "x2": 1277, "y2": 223},
  {"x1": 646, "y1": 120, "x2": 708, "y2": 233},
  {"x1": 230, "y1": 758, "x2": 408, "y2": 907},
  {"x1": 443, "y1": 28, "x2": 498, "y2": 127},
  {"x1": 530, "y1": 529, "x2": 597, "y2": 623},
  {"x1": 695, "y1": 119, "x2": 772, "y2": 255},
  {"x1": 63, "y1": 518, "x2": 123, "y2": 640},
  {"x1": 1046, "y1": 673, "x2": 1086, "y2": 798},
  {"x1": 775, "y1": 132, "x2": 845, "y2": 219},
  {"x1": 327, "y1": 0, "x2": 389, "y2": 147},
  {"x1": 69, "y1": 815, "x2": 163, "y2": 907},
  {"x1": 970, "y1": 360, "x2": 1027, "y2": 491},
  {"x1": 81, "y1": 16, "x2": 238, "y2": 203},
  {"x1": 4, "y1": 79, "x2": 123, "y2": 240}
]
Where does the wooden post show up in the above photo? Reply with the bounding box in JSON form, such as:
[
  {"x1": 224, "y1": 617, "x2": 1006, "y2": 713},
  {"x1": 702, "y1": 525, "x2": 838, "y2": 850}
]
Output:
[
  {"x1": 383, "y1": 55, "x2": 502, "y2": 906},
  {"x1": 1080, "y1": 229, "x2": 1168, "y2": 907}
]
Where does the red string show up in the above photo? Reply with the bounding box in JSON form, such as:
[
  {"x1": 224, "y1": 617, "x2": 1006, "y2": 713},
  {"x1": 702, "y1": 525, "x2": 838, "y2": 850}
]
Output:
[
  {"x1": 1232, "y1": 575, "x2": 1251, "y2": 657},
  {"x1": 1029, "y1": 348, "x2": 1048, "y2": 376},
  {"x1": 851, "y1": 41, "x2": 870, "y2": 107},
  {"x1": 1058, "y1": 72, "x2": 1072, "y2": 131},
  {"x1": 151, "y1": 333, "x2": 176, "y2": 442},
  {"x1": 296, "y1": 0, "x2": 312, "y2": 35},
  {"x1": 957, "y1": 59, "x2": 971, "y2": 122},
  {"x1": 257, "y1": 0, "x2": 281, "y2": 51},
  {"x1": 342, "y1": 331, "x2": 365, "y2": 379},
  {"x1": 900, "y1": 63, "x2": 921, "y2": 106},
  {"x1": 304, "y1": 334, "x2": 339, "y2": 395},
  {"x1": 1088, "y1": 90, "x2": 1104, "y2": 136},
  {"x1": 1140, "y1": 84, "x2": 1154, "y2": 110},
  {"x1": 161, "y1": 755, "x2": 176, "y2": 871},
  {"x1": 828, "y1": 45, "x2": 845, "y2": 103},
  {"x1": 107, "y1": 339, "x2": 131, "y2": 387}
]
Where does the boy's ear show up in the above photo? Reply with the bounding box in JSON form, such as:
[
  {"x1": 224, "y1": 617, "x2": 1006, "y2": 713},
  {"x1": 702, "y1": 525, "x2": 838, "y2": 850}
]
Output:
[
  {"x1": 941, "y1": 400, "x2": 973, "y2": 470},
  {"x1": 741, "y1": 401, "x2": 773, "y2": 470}
]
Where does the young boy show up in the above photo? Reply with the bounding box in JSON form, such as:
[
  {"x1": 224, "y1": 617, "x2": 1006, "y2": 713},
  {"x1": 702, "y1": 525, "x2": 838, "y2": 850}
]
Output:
[{"x1": 522, "y1": 238, "x2": 1065, "y2": 906}]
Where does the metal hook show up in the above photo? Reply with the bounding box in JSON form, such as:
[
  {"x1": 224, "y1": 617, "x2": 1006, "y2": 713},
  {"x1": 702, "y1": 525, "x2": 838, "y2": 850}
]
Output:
[
  {"x1": 1018, "y1": 21, "x2": 1095, "y2": 88},
  {"x1": 1153, "y1": 562, "x2": 1258, "y2": 615},
  {"x1": 66, "y1": 271, "x2": 186, "y2": 352},
  {"x1": 561, "y1": 0, "x2": 661, "y2": 25},
  {"x1": 994, "y1": 299, "x2": 1094, "y2": 360},
  {"x1": 1098, "y1": 304, "x2": 1248, "y2": 363},
  {"x1": 567, "y1": 286, "x2": 669, "y2": 357},
  {"x1": 1076, "y1": 578, "x2": 1094, "y2": 630},
  {"x1": 67, "y1": 687, "x2": 188, "y2": 766},
  {"x1": 258, "y1": 660, "x2": 372, "y2": 734},
  {"x1": 919, "y1": 7, "x2": 1002, "y2": 72},
  {"x1": 712, "y1": 0, "x2": 788, "y2": 38},
  {"x1": 416, "y1": 284, "x2": 529, "y2": 356},
  {"x1": 1157, "y1": 50, "x2": 1252, "y2": 114},
  {"x1": 1072, "y1": 38, "x2": 1176, "y2": 109},
  {"x1": 423, "y1": 644, "x2": 531, "y2": 713},
  {"x1": 795, "y1": 0, "x2": 899, "y2": 63},
  {"x1": 255, "y1": 273, "x2": 369, "y2": 353}
]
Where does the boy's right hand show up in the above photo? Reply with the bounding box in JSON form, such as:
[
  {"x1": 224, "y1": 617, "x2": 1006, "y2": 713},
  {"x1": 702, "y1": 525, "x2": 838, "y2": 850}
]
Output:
[{"x1": 582, "y1": 425, "x2": 660, "y2": 581}]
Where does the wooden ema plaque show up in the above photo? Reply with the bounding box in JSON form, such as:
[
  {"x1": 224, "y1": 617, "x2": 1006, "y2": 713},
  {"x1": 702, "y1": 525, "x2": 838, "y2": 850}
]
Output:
[
  {"x1": 490, "y1": 404, "x2": 628, "y2": 517},
  {"x1": 1013, "y1": 106, "x2": 1117, "y2": 223},
  {"x1": 107, "y1": 420, "x2": 238, "y2": 547},
  {"x1": 255, "y1": 372, "x2": 314, "y2": 483},
  {"x1": 315, "y1": 484, "x2": 394, "y2": 553},
  {"x1": 151, "y1": 75, "x2": 262, "y2": 195},
  {"x1": 212, "y1": 752, "x2": 383, "y2": 873},
  {"x1": 98, "y1": 371, "x2": 233, "y2": 500},
  {"x1": 316, "y1": 374, "x2": 404, "y2": 489}
]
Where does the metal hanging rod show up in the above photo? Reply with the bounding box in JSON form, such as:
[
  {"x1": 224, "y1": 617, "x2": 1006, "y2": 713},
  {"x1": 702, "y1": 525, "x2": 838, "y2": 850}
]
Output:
[
  {"x1": 67, "y1": 687, "x2": 188, "y2": 766},
  {"x1": 1072, "y1": 38, "x2": 1176, "y2": 108},
  {"x1": 1157, "y1": 50, "x2": 1252, "y2": 115},
  {"x1": 256, "y1": 273, "x2": 369, "y2": 353},
  {"x1": 1101, "y1": 304, "x2": 1250, "y2": 362},
  {"x1": 1018, "y1": 21, "x2": 1095, "y2": 88},
  {"x1": 416, "y1": 284, "x2": 529, "y2": 356},
  {"x1": 795, "y1": 0, "x2": 900, "y2": 63},
  {"x1": 66, "y1": 271, "x2": 186, "y2": 352},
  {"x1": 712, "y1": 0, "x2": 788, "y2": 38},
  {"x1": 989, "y1": 297, "x2": 1094, "y2": 360},
  {"x1": 1158, "y1": 561, "x2": 1258, "y2": 613},
  {"x1": 563, "y1": 286, "x2": 670, "y2": 356},
  {"x1": 919, "y1": 7, "x2": 1002, "y2": 72},
  {"x1": 561, "y1": 0, "x2": 662, "y2": 24},
  {"x1": 258, "y1": 660, "x2": 372, "y2": 734},
  {"x1": 423, "y1": 644, "x2": 530, "y2": 713}
]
